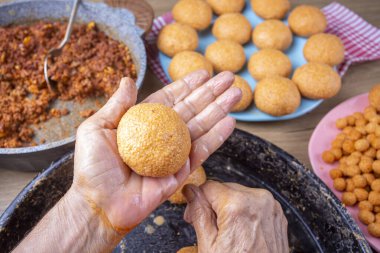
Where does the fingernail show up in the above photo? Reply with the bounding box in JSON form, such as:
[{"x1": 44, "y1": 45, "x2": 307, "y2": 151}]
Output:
[{"x1": 183, "y1": 184, "x2": 197, "y2": 203}]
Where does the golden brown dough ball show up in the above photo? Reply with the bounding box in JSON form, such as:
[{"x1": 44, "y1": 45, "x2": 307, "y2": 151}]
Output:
[
  {"x1": 254, "y1": 76, "x2": 300, "y2": 116},
  {"x1": 169, "y1": 51, "x2": 213, "y2": 81},
  {"x1": 359, "y1": 210, "x2": 375, "y2": 225},
  {"x1": 354, "y1": 188, "x2": 369, "y2": 201},
  {"x1": 359, "y1": 200, "x2": 373, "y2": 211},
  {"x1": 251, "y1": 0, "x2": 290, "y2": 20},
  {"x1": 322, "y1": 150, "x2": 335, "y2": 163},
  {"x1": 342, "y1": 140, "x2": 355, "y2": 154},
  {"x1": 346, "y1": 179, "x2": 355, "y2": 192},
  {"x1": 373, "y1": 160, "x2": 380, "y2": 174},
  {"x1": 343, "y1": 165, "x2": 360, "y2": 177},
  {"x1": 329, "y1": 168, "x2": 342, "y2": 179},
  {"x1": 252, "y1": 20, "x2": 292, "y2": 51},
  {"x1": 172, "y1": 0, "x2": 213, "y2": 30},
  {"x1": 371, "y1": 179, "x2": 380, "y2": 192},
  {"x1": 331, "y1": 148, "x2": 342, "y2": 160},
  {"x1": 231, "y1": 76, "x2": 253, "y2": 112},
  {"x1": 355, "y1": 139, "x2": 370, "y2": 152},
  {"x1": 369, "y1": 191, "x2": 380, "y2": 205},
  {"x1": 336, "y1": 118, "x2": 347, "y2": 129},
  {"x1": 360, "y1": 157, "x2": 373, "y2": 173},
  {"x1": 369, "y1": 84, "x2": 380, "y2": 111},
  {"x1": 342, "y1": 192, "x2": 357, "y2": 206},
  {"x1": 363, "y1": 173, "x2": 376, "y2": 185},
  {"x1": 304, "y1": 33, "x2": 345, "y2": 66},
  {"x1": 248, "y1": 49, "x2": 292, "y2": 81},
  {"x1": 368, "y1": 223, "x2": 380, "y2": 238},
  {"x1": 353, "y1": 175, "x2": 367, "y2": 189},
  {"x1": 333, "y1": 178, "x2": 346, "y2": 192},
  {"x1": 212, "y1": 13, "x2": 251, "y2": 45},
  {"x1": 292, "y1": 62, "x2": 341, "y2": 99},
  {"x1": 177, "y1": 246, "x2": 198, "y2": 253},
  {"x1": 206, "y1": 0, "x2": 245, "y2": 15},
  {"x1": 288, "y1": 5, "x2": 327, "y2": 37},
  {"x1": 205, "y1": 40, "x2": 246, "y2": 73}
]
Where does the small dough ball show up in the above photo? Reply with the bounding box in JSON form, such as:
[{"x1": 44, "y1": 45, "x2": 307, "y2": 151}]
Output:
[
  {"x1": 333, "y1": 178, "x2": 346, "y2": 192},
  {"x1": 363, "y1": 173, "x2": 376, "y2": 185},
  {"x1": 252, "y1": 20, "x2": 292, "y2": 51},
  {"x1": 369, "y1": 84, "x2": 380, "y2": 111},
  {"x1": 251, "y1": 0, "x2": 290, "y2": 20},
  {"x1": 342, "y1": 140, "x2": 355, "y2": 154},
  {"x1": 336, "y1": 118, "x2": 347, "y2": 129},
  {"x1": 304, "y1": 33, "x2": 345, "y2": 66},
  {"x1": 254, "y1": 76, "x2": 300, "y2": 116},
  {"x1": 345, "y1": 179, "x2": 355, "y2": 192},
  {"x1": 248, "y1": 49, "x2": 292, "y2": 81},
  {"x1": 371, "y1": 179, "x2": 380, "y2": 192},
  {"x1": 231, "y1": 76, "x2": 253, "y2": 112},
  {"x1": 292, "y1": 62, "x2": 341, "y2": 99},
  {"x1": 205, "y1": 40, "x2": 246, "y2": 73},
  {"x1": 331, "y1": 148, "x2": 342, "y2": 160},
  {"x1": 376, "y1": 213, "x2": 380, "y2": 223},
  {"x1": 373, "y1": 160, "x2": 380, "y2": 174},
  {"x1": 358, "y1": 210, "x2": 375, "y2": 225},
  {"x1": 342, "y1": 165, "x2": 360, "y2": 177},
  {"x1": 117, "y1": 103, "x2": 191, "y2": 177},
  {"x1": 368, "y1": 223, "x2": 380, "y2": 238},
  {"x1": 169, "y1": 166, "x2": 207, "y2": 204},
  {"x1": 157, "y1": 23, "x2": 198, "y2": 57},
  {"x1": 322, "y1": 150, "x2": 335, "y2": 163},
  {"x1": 353, "y1": 175, "x2": 367, "y2": 188},
  {"x1": 212, "y1": 13, "x2": 252, "y2": 44},
  {"x1": 354, "y1": 188, "x2": 369, "y2": 201},
  {"x1": 177, "y1": 246, "x2": 198, "y2": 253},
  {"x1": 375, "y1": 206, "x2": 380, "y2": 213},
  {"x1": 369, "y1": 191, "x2": 380, "y2": 205},
  {"x1": 172, "y1": 0, "x2": 213, "y2": 30},
  {"x1": 169, "y1": 51, "x2": 213, "y2": 81},
  {"x1": 329, "y1": 168, "x2": 343, "y2": 180},
  {"x1": 288, "y1": 5, "x2": 327, "y2": 37},
  {"x1": 355, "y1": 139, "x2": 370, "y2": 152},
  {"x1": 342, "y1": 192, "x2": 357, "y2": 206},
  {"x1": 206, "y1": 0, "x2": 245, "y2": 15},
  {"x1": 359, "y1": 157, "x2": 373, "y2": 173},
  {"x1": 359, "y1": 200, "x2": 373, "y2": 211}
]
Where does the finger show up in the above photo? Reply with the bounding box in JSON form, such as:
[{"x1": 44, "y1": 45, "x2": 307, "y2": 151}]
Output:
[
  {"x1": 199, "y1": 181, "x2": 232, "y2": 212},
  {"x1": 187, "y1": 87, "x2": 241, "y2": 140},
  {"x1": 190, "y1": 116, "x2": 235, "y2": 171},
  {"x1": 82, "y1": 77, "x2": 137, "y2": 130},
  {"x1": 183, "y1": 184, "x2": 218, "y2": 250},
  {"x1": 173, "y1": 71, "x2": 235, "y2": 123},
  {"x1": 277, "y1": 203, "x2": 289, "y2": 253},
  {"x1": 143, "y1": 70, "x2": 210, "y2": 106},
  {"x1": 273, "y1": 201, "x2": 283, "y2": 253}
]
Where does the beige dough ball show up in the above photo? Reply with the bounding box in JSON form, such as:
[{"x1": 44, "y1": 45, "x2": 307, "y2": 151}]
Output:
[
  {"x1": 288, "y1": 5, "x2": 327, "y2": 37},
  {"x1": 157, "y1": 23, "x2": 198, "y2": 57},
  {"x1": 248, "y1": 49, "x2": 292, "y2": 81},
  {"x1": 169, "y1": 51, "x2": 213, "y2": 81},
  {"x1": 206, "y1": 0, "x2": 245, "y2": 15},
  {"x1": 292, "y1": 62, "x2": 341, "y2": 99},
  {"x1": 212, "y1": 13, "x2": 252, "y2": 45},
  {"x1": 254, "y1": 76, "x2": 301, "y2": 116},
  {"x1": 304, "y1": 33, "x2": 345, "y2": 66},
  {"x1": 231, "y1": 76, "x2": 253, "y2": 112},
  {"x1": 369, "y1": 84, "x2": 380, "y2": 111},
  {"x1": 251, "y1": 0, "x2": 290, "y2": 20},
  {"x1": 117, "y1": 103, "x2": 191, "y2": 177},
  {"x1": 205, "y1": 40, "x2": 246, "y2": 73},
  {"x1": 252, "y1": 20, "x2": 293, "y2": 51},
  {"x1": 172, "y1": 0, "x2": 213, "y2": 30},
  {"x1": 177, "y1": 246, "x2": 198, "y2": 253}
]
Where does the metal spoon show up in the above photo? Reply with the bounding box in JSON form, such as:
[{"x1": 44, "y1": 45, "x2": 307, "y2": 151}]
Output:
[{"x1": 44, "y1": 0, "x2": 81, "y2": 91}]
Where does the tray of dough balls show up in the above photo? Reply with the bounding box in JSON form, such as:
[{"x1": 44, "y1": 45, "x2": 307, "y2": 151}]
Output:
[
  {"x1": 157, "y1": 0, "x2": 344, "y2": 121},
  {"x1": 309, "y1": 84, "x2": 380, "y2": 251}
]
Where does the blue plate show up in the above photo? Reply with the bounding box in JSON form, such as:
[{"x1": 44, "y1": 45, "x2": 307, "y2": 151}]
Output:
[{"x1": 158, "y1": 0, "x2": 323, "y2": 122}]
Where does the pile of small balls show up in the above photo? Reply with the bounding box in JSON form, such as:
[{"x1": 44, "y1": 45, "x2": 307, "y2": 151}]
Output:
[{"x1": 322, "y1": 84, "x2": 380, "y2": 238}]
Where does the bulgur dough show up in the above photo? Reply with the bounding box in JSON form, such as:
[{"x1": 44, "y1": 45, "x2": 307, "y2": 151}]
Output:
[
  {"x1": 212, "y1": 13, "x2": 252, "y2": 45},
  {"x1": 369, "y1": 84, "x2": 380, "y2": 111},
  {"x1": 157, "y1": 23, "x2": 198, "y2": 57},
  {"x1": 251, "y1": 0, "x2": 290, "y2": 20},
  {"x1": 292, "y1": 62, "x2": 341, "y2": 99},
  {"x1": 231, "y1": 76, "x2": 253, "y2": 112},
  {"x1": 169, "y1": 51, "x2": 213, "y2": 81},
  {"x1": 288, "y1": 5, "x2": 327, "y2": 37},
  {"x1": 169, "y1": 166, "x2": 207, "y2": 204},
  {"x1": 172, "y1": 0, "x2": 213, "y2": 30},
  {"x1": 304, "y1": 33, "x2": 345, "y2": 66},
  {"x1": 205, "y1": 40, "x2": 246, "y2": 73},
  {"x1": 117, "y1": 103, "x2": 191, "y2": 177},
  {"x1": 252, "y1": 20, "x2": 292, "y2": 51},
  {"x1": 254, "y1": 76, "x2": 301, "y2": 116},
  {"x1": 177, "y1": 246, "x2": 198, "y2": 253},
  {"x1": 206, "y1": 0, "x2": 245, "y2": 15},
  {"x1": 248, "y1": 49, "x2": 292, "y2": 81}
]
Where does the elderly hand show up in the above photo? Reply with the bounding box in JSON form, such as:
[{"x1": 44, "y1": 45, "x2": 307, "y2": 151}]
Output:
[{"x1": 183, "y1": 181, "x2": 289, "y2": 253}]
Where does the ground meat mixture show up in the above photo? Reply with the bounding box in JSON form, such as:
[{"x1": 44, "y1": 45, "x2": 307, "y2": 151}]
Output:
[{"x1": 0, "y1": 21, "x2": 137, "y2": 148}]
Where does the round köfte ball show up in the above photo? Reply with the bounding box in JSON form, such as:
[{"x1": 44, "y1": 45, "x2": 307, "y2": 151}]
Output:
[
  {"x1": 157, "y1": 23, "x2": 198, "y2": 57},
  {"x1": 251, "y1": 0, "x2": 290, "y2": 20},
  {"x1": 169, "y1": 166, "x2": 207, "y2": 204},
  {"x1": 169, "y1": 51, "x2": 213, "y2": 81},
  {"x1": 205, "y1": 40, "x2": 246, "y2": 73},
  {"x1": 254, "y1": 76, "x2": 301, "y2": 116},
  {"x1": 177, "y1": 246, "x2": 198, "y2": 253},
  {"x1": 206, "y1": 0, "x2": 245, "y2": 15},
  {"x1": 231, "y1": 75, "x2": 253, "y2": 112},
  {"x1": 248, "y1": 49, "x2": 292, "y2": 81},
  {"x1": 292, "y1": 62, "x2": 341, "y2": 99},
  {"x1": 172, "y1": 0, "x2": 213, "y2": 30},
  {"x1": 288, "y1": 5, "x2": 327, "y2": 37},
  {"x1": 117, "y1": 103, "x2": 191, "y2": 177},
  {"x1": 252, "y1": 19, "x2": 292, "y2": 51},
  {"x1": 212, "y1": 13, "x2": 252, "y2": 45},
  {"x1": 369, "y1": 84, "x2": 380, "y2": 111},
  {"x1": 304, "y1": 33, "x2": 345, "y2": 66}
]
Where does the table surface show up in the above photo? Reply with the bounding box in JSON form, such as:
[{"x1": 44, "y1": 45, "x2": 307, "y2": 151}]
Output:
[{"x1": 1, "y1": 0, "x2": 380, "y2": 215}]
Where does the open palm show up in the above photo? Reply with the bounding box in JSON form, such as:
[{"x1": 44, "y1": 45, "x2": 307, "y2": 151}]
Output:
[{"x1": 72, "y1": 70, "x2": 241, "y2": 234}]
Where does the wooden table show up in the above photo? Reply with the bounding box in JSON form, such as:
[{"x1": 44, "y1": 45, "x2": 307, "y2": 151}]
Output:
[{"x1": 1, "y1": 0, "x2": 380, "y2": 215}]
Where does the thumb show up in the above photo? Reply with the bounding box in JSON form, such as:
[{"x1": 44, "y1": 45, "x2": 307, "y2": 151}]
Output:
[{"x1": 183, "y1": 184, "x2": 218, "y2": 251}]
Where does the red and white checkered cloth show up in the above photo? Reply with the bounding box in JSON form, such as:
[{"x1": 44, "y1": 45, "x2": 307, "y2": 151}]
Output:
[{"x1": 144, "y1": 2, "x2": 380, "y2": 85}]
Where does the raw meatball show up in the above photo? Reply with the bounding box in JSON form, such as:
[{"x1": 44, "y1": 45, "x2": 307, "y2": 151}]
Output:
[
  {"x1": 288, "y1": 5, "x2": 327, "y2": 37},
  {"x1": 169, "y1": 51, "x2": 213, "y2": 81},
  {"x1": 172, "y1": 0, "x2": 213, "y2": 30},
  {"x1": 251, "y1": 0, "x2": 290, "y2": 20},
  {"x1": 212, "y1": 13, "x2": 251, "y2": 45},
  {"x1": 252, "y1": 20, "x2": 292, "y2": 51}
]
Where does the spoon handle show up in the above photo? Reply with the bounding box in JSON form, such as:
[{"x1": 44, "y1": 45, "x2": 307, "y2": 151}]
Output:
[{"x1": 58, "y1": 0, "x2": 81, "y2": 49}]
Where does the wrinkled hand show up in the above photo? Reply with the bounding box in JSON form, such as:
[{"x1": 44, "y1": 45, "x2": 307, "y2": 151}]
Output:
[
  {"x1": 72, "y1": 70, "x2": 242, "y2": 234},
  {"x1": 183, "y1": 181, "x2": 289, "y2": 253}
]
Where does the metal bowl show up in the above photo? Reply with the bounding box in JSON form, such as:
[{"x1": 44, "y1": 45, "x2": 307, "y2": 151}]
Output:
[{"x1": 0, "y1": 0, "x2": 149, "y2": 171}]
